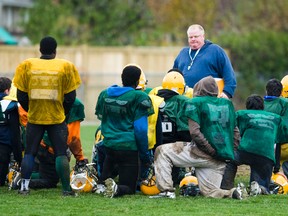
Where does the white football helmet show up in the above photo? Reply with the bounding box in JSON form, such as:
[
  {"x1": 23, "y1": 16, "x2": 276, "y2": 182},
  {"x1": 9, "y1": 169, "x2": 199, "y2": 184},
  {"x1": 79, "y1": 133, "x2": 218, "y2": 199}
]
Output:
[{"x1": 70, "y1": 163, "x2": 98, "y2": 193}]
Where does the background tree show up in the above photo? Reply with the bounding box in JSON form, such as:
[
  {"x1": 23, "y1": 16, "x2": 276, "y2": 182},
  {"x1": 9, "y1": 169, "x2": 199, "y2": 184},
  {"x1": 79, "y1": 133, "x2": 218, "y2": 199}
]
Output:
[
  {"x1": 22, "y1": 0, "x2": 288, "y2": 106},
  {"x1": 24, "y1": 0, "x2": 159, "y2": 45},
  {"x1": 146, "y1": 0, "x2": 217, "y2": 45},
  {"x1": 23, "y1": 0, "x2": 61, "y2": 43}
]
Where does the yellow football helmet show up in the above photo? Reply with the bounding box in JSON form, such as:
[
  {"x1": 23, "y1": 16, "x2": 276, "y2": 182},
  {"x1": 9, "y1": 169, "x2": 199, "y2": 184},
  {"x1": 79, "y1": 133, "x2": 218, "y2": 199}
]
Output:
[
  {"x1": 270, "y1": 172, "x2": 288, "y2": 194},
  {"x1": 136, "y1": 70, "x2": 147, "y2": 91},
  {"x1": 140, "y1": 175, "x2": 161, "y2": 195},
  {"x1": 214, "y1": 78, "x2": 224, "y2": 97},
  {"x1": 281, "y1": 75, "x2": 288, "y2": 98},
  {"x1": 179, "y1": 175, "x2": 200, "y2": 196},
  {"x1": 70, "y1": 163, "x2": 98, "y2": 193},
  {"x1": 123, "y1": 63, "x2": 146, "y2": 91},
  {"x1": 162, "y1": 71, "x2": 186, "y2": 95}
]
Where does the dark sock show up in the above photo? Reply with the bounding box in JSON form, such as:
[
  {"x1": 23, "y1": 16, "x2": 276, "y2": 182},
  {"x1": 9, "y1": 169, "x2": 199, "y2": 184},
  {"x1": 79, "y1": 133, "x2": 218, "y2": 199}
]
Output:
[
  {"x1": 21, "y1": 154, "x2": 35, "y2": 179},
  {"x1": 55, "y1": 155, "x2": 71, "y2": 192}
]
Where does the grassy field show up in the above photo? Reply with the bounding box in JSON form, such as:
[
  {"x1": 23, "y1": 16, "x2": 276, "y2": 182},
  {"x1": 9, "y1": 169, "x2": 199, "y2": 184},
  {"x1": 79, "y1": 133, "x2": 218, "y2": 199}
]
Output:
[{"x1": 0, "y1": 125, "x2": 287, "y2": 216}]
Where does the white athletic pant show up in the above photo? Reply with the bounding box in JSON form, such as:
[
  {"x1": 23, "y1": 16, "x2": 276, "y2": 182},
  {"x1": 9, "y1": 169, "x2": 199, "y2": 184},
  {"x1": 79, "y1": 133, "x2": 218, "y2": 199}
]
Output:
[{"x1": 154, "y1": 141, "x2": 236, "y2": 198}]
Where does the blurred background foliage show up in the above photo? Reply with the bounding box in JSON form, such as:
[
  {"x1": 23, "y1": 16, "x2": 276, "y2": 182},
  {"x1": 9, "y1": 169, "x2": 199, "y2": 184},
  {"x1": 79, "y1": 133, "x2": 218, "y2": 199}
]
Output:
[{"x1": 22, "y1": 0, "x2": 288, "y2": 106}]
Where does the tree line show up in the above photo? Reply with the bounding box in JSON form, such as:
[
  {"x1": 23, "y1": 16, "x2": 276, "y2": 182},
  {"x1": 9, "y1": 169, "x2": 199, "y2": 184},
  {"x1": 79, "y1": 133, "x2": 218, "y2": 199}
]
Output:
[{"x1": 22, "y1": 0, "x2": 288, "y2": 105}]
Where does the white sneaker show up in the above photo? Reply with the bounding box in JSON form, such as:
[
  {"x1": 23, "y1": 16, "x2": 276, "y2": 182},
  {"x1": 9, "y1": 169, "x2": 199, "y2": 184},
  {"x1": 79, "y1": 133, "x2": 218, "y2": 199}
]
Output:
[
  {"x1": 94, "y1": 184, "x2": 106, "y2": 194},
  {"x1": 232, "y1": 187, "x2": 243, "y2": 200},
  {"x1": 250, "y1": 181, "x2": 261, "y2": 196},
  {"x1": 104, "y1": 178, "x2": 118, "y2": 198},
  {"x1": 232, "y1": 182, "x2": 248, "y2": 200},
  {"x1": 237, "y1": 182, "x2": 249, "y2": 198},
  {"x1": 149, "y1": 191, "x2": 176, "y2": 199}
]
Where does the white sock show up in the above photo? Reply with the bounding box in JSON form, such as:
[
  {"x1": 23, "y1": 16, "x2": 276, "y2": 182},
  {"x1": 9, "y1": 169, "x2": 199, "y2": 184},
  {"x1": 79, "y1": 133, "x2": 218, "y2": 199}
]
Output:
[{"x1": 20, "y1": 179, "x2": 30, "y2": 190}]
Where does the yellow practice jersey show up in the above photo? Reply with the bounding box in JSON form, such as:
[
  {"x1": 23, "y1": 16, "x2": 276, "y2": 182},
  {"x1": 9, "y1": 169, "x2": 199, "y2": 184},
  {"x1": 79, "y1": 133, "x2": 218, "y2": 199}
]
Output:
[
  {"x1": 148, "y1": 94, "x2": 164, "y2": 149},
  {"x1": 13, "y1": 58, "x2": 81, "y2": 124}
]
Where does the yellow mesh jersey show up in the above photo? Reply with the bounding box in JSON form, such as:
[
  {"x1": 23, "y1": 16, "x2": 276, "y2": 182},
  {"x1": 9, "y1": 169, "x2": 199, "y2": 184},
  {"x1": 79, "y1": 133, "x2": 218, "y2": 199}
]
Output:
[
  {"x1": 280, "y1": 144, "x2": 288, "y2": 165},
  {"x1": 148, "y1": 94, "x2": 164, "y2": 149},
  {"x1": 13, "y1": 58, "x2": 81, "y2": 124}
]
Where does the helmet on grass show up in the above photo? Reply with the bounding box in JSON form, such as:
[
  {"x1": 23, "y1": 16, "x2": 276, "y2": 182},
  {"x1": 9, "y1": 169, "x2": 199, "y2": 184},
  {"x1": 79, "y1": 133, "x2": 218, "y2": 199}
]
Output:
[
  {"x1": 179, "y1": 175, "x2": 200, "y2": 196},
  {"x1": 140, "y1": 166, "x2": 160, "y2": 195},
  {"x1": 270, "y1": 172, "x2": 288, "y2": 194},
  {"x1": 70, "y1": 163, "x2": 98, "y2": 193},
  {"x1": 140, "y1": 175, "x2": 160, "y2": 195}
]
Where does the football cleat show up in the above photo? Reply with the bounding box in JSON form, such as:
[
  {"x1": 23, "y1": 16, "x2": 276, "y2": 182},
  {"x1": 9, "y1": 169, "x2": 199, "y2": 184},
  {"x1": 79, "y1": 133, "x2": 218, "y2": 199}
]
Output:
[{"x1": 149, "y1": 191, "x2": 176, "y2": 199}]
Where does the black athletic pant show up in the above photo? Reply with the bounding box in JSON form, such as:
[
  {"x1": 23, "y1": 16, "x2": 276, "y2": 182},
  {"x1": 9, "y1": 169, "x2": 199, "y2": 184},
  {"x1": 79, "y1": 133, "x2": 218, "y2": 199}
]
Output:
[
  {"x1": 0, "y1": 144, "x2": 12, "y2": 186},
  {"x1": 101, "y1": 147, "x2": 139, "y2": 197}
]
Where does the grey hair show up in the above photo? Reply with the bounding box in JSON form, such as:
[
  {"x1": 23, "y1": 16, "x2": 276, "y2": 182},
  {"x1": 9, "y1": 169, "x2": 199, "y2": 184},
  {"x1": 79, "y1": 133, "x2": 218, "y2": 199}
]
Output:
[{"x1": 187, "y1": 24, "x2": 205, "y2": 35}]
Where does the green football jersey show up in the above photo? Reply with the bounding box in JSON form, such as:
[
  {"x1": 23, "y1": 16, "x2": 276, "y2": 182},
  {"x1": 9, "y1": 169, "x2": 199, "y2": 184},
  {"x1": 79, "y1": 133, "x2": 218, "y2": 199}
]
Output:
[
  {"x1": 264, "y1": 97, "x2": 288, "y2": 116},
  {"x1": 185, "y1": 96, "x2": 235, "y2": 160},
  {"x1": 95, "y1": 88, "x2": 152, "y2": 151},
  {"x1": 164, "y1": 94, "x2": 190, "y2": 132},
  {"x1": 264, "y1": 97, "x2": 288, "y2": 123},
  {"x1": 236, "y1": 109, "x2": 287, "y2": 162},
  {"x1": 66, "y1": 98, "x2": 85, "y2": 124}
]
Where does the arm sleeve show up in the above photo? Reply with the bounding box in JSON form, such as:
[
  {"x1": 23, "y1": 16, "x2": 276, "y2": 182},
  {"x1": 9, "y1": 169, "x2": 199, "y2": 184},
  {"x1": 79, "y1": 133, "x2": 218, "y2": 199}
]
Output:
[
  {"x1": 223, "y1": 90, "x2": 232, "y2": 99},
  {"x1": 17, "y1": 89, "x2": 29, "y2": 112},
  {"x1": 188, "y1": 118, "x2": 216, "y2": 156},
  {"x1": 134, "y1": 115, "x2": 151, "y2": 164},
  {"x1": 219, "y1": 48, "x2": 236, "y2": 97},
  {"x1": 63, "y1": 90, "x2": 76, "y2": 115}
]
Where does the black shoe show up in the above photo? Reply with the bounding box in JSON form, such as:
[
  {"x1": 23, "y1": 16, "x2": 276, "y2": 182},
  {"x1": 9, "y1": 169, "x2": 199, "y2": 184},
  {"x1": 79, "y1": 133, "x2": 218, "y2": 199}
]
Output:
[
  {"x1": 18, "y1": 189, "x2": 30, "y2": 195},
  {"x1": 63, "y1": 190, "x2": 77, "y2": 197}
]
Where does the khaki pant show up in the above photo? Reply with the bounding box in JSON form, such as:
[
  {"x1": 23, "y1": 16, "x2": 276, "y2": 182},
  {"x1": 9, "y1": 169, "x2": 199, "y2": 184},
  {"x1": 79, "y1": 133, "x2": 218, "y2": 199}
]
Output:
[{"x1": 154, "y1": 141, "x2": 235, "y2": 198}]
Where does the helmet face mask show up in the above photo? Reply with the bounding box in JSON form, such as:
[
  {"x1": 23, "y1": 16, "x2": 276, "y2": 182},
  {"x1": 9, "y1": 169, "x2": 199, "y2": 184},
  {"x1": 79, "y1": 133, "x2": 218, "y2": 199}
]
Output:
[
  {"x1": 270, "y1": 172, "x2": 288, "y2": 194},
  {"x1": 70, "y1": 171, "x2": 96, "y2": 192},
  {"x1": 180, "y1": 183, "x2": 200, "y2": 196},
  {"x1": 136, "y1": 71, "x2": 147, "y2": 91},
  {"x1": 179, "y1": 176, "x2": 200, "y2": 197},
  {"x1": 70, "y1": 163, "x2": 98, "y2": 193}
]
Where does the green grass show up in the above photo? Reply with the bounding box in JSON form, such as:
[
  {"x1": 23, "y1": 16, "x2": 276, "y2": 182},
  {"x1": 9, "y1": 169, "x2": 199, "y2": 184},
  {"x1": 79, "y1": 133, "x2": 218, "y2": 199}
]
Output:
[{"x1": 0, "y1": 125, "x2": 287, "y2": 216}]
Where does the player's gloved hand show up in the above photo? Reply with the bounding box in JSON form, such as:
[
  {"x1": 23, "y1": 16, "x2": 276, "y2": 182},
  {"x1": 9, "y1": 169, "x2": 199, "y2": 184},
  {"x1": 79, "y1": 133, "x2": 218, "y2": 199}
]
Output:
[
  {"x1": 140, "y1": 160, "x2": 153, "y2": 180},
  {"x1": 74, "y1": 158, "x2": 89, "y2": 173}
]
